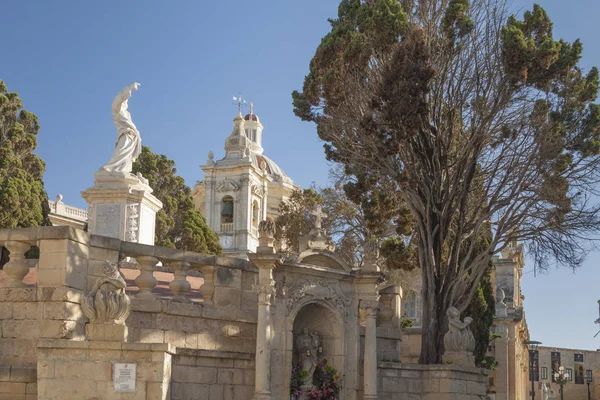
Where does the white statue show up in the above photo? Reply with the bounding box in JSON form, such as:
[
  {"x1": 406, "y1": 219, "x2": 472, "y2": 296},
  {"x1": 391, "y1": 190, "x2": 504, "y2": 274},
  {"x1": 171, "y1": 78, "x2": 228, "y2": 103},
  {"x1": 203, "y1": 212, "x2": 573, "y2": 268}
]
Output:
[
  {"x1": 102, "y1": 82, "x2": 142, "y2": 173},
  {"x1": 444, "y1": 307, "x2": 476, "y2": 353},
  {"x1": 296, "y1": 328, "x2": 323, "y2": 388}
]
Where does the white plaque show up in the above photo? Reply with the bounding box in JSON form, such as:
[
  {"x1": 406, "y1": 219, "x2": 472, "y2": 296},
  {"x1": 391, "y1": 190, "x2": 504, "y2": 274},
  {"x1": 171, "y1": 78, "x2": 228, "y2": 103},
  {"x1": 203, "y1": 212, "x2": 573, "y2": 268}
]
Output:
[{"x1": 114, "y1": 363, "x2": 136, "y2": 392}]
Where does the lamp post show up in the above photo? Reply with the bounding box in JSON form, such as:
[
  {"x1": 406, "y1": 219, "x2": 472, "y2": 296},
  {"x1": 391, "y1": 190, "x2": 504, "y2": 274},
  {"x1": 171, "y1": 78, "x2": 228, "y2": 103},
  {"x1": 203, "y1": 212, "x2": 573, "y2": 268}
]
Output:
[
  {"x1": 526, "y1": 341, "x2": 542, "y2": 400},
  {"x1": 587, "y1": 372, "x2": 592, "y2": 400},
  {"x1": 554, "y1": 365, "x2": 568, "y2": 400}
]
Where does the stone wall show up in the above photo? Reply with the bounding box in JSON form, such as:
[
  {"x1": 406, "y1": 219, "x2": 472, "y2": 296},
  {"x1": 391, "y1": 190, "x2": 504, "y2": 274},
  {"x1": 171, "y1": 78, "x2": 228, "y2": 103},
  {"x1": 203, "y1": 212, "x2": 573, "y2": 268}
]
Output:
[
  {"x1": 374, "y1": 362, "x2": 489, "y2": 400},
  {"x1": 0, "y1": 365, "x2": 37, "y2": 400},
  {"x1": 172, "y1": 349, "x2": 254, "y2": 400},
  {"x1": 126, "y1": 299, "x2": 256, "y2": 354}
]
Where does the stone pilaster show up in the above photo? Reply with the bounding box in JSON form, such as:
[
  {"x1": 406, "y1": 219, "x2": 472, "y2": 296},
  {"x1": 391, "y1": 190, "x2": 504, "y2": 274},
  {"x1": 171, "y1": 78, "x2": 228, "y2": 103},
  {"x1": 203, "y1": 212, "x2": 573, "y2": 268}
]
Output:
[
  {"x1": 360, "y1": 299, "x2": 379, "y2": 400},
  {"x1": 248, "y1": 220, "x2": 281, "y2": 400}
]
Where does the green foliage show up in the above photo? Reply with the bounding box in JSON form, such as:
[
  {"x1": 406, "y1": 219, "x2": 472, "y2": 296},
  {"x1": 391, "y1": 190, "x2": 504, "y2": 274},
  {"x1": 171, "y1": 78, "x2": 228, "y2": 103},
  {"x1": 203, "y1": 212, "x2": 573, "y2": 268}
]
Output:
[
  {"x1": 400, "y1": 317, "x2": 414, "y2": 328},
  {"x1": 0, "y1": 80, "x2": 50, "y2": 267},
  {"x1": 274, "y1": 188, "x2": 324, "y2": 253},
  {"x1": 293, "y1": 0, "x2": 600, "y2": 363},
  {"x1": 132, "y1": 146, "x2": 221, "y2": 255},
  {"x1": 442, "y1": 0, "x2": 475, "y2": 43},
  {"x1": 463, "y1": 266, "x2": 495, "y2": 367}
]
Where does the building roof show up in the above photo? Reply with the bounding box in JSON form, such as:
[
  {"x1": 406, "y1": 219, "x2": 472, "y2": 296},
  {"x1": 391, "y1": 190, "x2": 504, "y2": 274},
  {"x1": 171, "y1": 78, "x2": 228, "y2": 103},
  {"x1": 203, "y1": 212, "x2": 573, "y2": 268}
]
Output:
[
  {"x1": 244, "y1": 113, "x2": 260, "y2": 123},
  {"x1": 254, "y1": 154, "x2": 290, "y2": 182}
]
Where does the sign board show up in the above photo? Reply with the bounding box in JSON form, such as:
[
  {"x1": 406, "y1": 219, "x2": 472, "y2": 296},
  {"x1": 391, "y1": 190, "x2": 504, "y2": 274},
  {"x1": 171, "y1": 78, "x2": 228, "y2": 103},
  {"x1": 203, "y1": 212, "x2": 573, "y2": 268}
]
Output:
[{"x1": 114, "y1": 363, "x2": 136, "y2": 392}]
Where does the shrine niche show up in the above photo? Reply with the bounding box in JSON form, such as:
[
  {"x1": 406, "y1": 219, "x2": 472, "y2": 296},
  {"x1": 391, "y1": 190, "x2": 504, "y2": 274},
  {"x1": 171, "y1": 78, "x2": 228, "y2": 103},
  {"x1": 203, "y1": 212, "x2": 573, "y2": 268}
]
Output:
[{"x1": 291, "y1": 303, "x2": 343, "y2": 400}]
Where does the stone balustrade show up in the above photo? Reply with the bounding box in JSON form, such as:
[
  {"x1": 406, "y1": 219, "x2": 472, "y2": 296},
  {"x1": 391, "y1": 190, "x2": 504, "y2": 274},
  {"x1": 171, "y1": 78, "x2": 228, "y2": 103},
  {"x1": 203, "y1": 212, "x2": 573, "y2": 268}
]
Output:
[{"x1": 0, "y1": 226, "x2": 256, "y2": 303}]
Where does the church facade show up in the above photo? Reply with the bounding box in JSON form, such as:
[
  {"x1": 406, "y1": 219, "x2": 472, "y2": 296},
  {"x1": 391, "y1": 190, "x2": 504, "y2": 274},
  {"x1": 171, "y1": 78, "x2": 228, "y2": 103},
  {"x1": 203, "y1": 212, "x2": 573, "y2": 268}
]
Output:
[{"x1": 193, "y1": 108, "x2": 298, "y2": 257}]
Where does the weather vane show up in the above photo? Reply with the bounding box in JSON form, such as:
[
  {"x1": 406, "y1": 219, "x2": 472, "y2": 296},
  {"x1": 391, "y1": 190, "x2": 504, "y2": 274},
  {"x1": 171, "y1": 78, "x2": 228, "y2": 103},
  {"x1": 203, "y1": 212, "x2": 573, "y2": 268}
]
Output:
[{"x1": 232, "y1": 94, "x2": 246, "y2": 113}]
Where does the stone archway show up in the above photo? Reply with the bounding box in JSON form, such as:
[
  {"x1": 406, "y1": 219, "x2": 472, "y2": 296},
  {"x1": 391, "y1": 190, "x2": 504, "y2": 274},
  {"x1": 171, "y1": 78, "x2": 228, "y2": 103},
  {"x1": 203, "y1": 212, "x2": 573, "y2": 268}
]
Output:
[{"x1": 286, "y1": 300, "x2": 345, "y2": 399}]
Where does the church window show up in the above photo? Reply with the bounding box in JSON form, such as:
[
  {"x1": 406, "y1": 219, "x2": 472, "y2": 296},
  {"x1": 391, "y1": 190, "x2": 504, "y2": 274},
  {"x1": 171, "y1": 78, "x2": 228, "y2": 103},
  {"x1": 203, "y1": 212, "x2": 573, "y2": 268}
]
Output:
[
  {"x1": 251, "y1": 129, "x2": 257, "y2": 142},
  {"x1": 221, "y1": 196, "x2": 234, "y2": 224},
  {"x1": 402, "y1": 292, "x2": 422, "y2": 327},
  {"x1": 586, "y1": 370, "x2": 593, "y2": 382},
  {"x1": 541, "y1": 367, "x2": 548, "y2": 380},
  {"x1": 575, "y1": 353, "x2": 584, "y2": 362},
  {"x1": 252, "y1": 200, "x2": 259, "y2": 227}
]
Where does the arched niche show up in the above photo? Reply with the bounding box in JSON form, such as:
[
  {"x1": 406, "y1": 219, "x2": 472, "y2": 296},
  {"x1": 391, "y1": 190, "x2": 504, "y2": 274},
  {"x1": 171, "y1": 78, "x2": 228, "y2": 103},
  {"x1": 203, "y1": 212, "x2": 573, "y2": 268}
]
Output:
[
  {"x1": 295, "y1": 249, "x2": 351, "y2": 272},
  {"x1": 285, "y1": 300, "x2": 346, "y2": 396}
]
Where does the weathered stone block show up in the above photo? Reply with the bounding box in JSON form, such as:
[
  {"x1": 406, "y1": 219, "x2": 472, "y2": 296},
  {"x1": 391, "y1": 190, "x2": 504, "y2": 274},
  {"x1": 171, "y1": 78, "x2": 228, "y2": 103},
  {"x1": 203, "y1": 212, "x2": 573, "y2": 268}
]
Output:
[
  {"x1": 213, "y1": 287, "x2": 241, "y2": 309},
  {"x1": 12, "y1": 301, "x2": 43, "y2": 320},
  {"x1": 9, "y1": 366, "x2": 36, "y2": 383},
  {"x1": 165, "y1": 330, "x2": 186, "y2": 347},
  {"x1": 173, "y1": 365, "x2": 217, "y2": 384},
  {"x1": 43, "y1": 301, "x2": 82, "y2": 320},
  {"x1": 86, "y1": 323, "x2": 128, "y2": 342},
  {"x1": 215, "y1": 267, "x2": 241, "y2": 289},
  {"x1": 139, "y1": 328, "x2": 164, "y2": 343},
  {"x1": 0, "y1": 366, "x2": 9, "y2": 382}
]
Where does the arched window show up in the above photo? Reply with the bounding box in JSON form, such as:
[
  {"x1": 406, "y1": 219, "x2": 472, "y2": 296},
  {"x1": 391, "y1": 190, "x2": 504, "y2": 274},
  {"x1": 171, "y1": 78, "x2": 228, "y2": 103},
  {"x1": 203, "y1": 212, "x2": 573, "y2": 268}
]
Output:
[
  {"x1": 221, "y1": 196, "x2": 234, "y2": 224},
  {"x1": 402, "y1": 292, "x2": 422, "y2": 327},
  {"x1": 252, "y1": 200, "x2": 259, "y2": 227}
]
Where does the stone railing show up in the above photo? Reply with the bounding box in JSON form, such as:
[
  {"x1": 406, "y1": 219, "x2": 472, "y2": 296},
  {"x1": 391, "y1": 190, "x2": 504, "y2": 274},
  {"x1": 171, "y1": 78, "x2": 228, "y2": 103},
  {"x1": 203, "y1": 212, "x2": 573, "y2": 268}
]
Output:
[
  {"x1": 220, "y1": 223, "x2": 233, "y2": 233},
  {"x1": 48, "y1": 200, "x2": 88, "y2": 221},
  {"x1": 0, "y1": 226, "x2": 256, "y2": 303}
]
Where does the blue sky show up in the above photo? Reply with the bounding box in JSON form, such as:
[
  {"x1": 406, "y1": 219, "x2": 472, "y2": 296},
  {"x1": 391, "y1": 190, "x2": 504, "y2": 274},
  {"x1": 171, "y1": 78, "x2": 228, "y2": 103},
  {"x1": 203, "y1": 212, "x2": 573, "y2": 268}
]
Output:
[{"x1": 2, "y1": 1, "x2": 599, "y2": 350}]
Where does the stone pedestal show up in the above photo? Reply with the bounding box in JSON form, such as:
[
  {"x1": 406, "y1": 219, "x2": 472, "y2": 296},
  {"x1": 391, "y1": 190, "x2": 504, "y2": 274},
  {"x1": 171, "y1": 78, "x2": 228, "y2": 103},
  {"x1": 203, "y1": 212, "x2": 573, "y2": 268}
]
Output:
[
  {"x1": 86, "y1": 323, "x2": 128, "y2": 342},
  {"x1": 37, "y1": 340, "x2": 174, "y2": 400},
  {"x1": 442, "y1": 350, "x2": 475, "y2": 366},
  {"x1": 81, "y1": 170, "x2": 162, "y2": 245}
]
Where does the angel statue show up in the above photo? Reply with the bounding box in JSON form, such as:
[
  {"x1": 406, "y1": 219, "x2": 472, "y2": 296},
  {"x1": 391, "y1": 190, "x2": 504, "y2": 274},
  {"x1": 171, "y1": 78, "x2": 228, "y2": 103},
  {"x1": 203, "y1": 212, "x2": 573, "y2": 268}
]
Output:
[
  {"x1": 102, "y1": 82, "x2": 142, "y2": 173},
  {"x1": 443, "y1": 306, "x2": 476, "y2": 353}
]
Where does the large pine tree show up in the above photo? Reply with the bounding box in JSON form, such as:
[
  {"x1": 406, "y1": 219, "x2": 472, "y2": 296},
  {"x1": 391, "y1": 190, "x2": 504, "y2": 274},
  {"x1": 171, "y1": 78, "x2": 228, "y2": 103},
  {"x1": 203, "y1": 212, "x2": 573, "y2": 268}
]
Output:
[
  {"x1": 293, "y1": 0, "x2": 600, "y2": 362},
  {"x1": 0, "y1": 80, "x2": 50, "y2": 267}
]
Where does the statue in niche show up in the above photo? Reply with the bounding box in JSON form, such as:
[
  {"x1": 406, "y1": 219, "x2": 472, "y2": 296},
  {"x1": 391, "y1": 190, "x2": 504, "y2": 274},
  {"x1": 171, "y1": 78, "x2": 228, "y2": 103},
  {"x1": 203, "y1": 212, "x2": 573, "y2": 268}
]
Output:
[
  {"x1": 102, "y1": 82, "x2": 142, "y2": 173},
  {"x1": 296, "y1": 328, "x2": 323, "y2": 387},
  {"x1": 81, "y1": 260, "x2": 130, "y2": 324},
  {"x1": 443, "y1": 307, "x2": 475, "y2": 353}
]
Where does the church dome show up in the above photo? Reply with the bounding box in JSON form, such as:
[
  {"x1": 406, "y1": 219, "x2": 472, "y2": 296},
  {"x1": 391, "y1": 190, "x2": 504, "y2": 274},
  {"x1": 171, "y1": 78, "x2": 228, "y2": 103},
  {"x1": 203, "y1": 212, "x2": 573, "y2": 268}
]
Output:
[
  {"x1": 244, "y1": 113, "x2": 260, "y2": 123},
  {"x1": 254, "y1": 154, "x2": 291, "y2": 183}
]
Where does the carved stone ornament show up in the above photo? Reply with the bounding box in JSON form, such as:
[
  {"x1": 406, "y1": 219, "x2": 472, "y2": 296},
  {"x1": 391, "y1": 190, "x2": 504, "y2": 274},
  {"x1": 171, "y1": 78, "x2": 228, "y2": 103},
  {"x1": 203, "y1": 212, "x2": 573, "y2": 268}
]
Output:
[
  {"x1": 81, "y1": 261, "x2": 131, "y2": 324},
  {"x1": 216, "y1": 178, "x2": 240, "y2": 193},
  {"x1": 252, "y1": 281, "x2": 276, "y2": 305},
  {"x1": 442, "y1": 306, "x2": 476, "y2": 366},
  {"x1": 251, "y1": 184, "x2": 265, "y2": 197},
  {"x1": 286, "y1": 279, "x2": 351, "y2": 321},
  {"x1": 360, "y1": 299, "x2": 381, "y2": 318},
  {"x1": 126, "y1": 204, "x2": 139, "y2": 242},
  {"x1": 258, "y1": 220, "x2": 275, "y2": 239}
]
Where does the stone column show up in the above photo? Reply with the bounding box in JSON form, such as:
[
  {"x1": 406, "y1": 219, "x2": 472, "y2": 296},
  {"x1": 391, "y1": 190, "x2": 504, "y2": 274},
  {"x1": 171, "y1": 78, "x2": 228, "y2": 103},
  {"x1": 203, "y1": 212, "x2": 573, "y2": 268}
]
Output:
[
  {"x1": 361, "y1": 299, "x2": 379, "y2": 400},
  {"x1": 248, "y1": 220, "x2": 281, "y2": 400}
]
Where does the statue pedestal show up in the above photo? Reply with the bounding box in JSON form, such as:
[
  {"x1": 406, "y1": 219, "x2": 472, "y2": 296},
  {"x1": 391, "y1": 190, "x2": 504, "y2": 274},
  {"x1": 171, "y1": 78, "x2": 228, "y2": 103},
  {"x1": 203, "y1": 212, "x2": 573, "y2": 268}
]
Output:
[
  {"x1": 298, "y1": 385, "x2": 313, "y2": 400},
  {"x1": 442, "y1": 351, "x2": 475, "y2": 367},
  {"x1": 81, "y1": 170, "x2": 162, "y2": 245}
]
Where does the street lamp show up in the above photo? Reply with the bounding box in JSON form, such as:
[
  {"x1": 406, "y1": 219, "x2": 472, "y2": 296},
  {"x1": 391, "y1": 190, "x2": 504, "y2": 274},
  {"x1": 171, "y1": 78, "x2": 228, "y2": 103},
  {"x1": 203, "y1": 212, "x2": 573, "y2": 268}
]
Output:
[
  {"x1": 526, "y1": 341, "x2": 542, "y2": 400},
  {"x1": 554, "y1": 366, "x2": 568, "y2": 400},
  {"x1": 587, "y1": 372, "x2": 592, "y2": 400}
]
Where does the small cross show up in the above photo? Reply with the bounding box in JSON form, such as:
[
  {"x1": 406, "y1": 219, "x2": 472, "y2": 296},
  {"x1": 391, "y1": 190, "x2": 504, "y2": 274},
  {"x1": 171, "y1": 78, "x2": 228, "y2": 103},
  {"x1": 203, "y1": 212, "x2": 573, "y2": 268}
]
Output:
[
  {"x1": 249, "y1": 101, "x2": 254, "y2": 115},
  {"x1": 310, "y1": 206, "x2": 327, "y2": 230}
]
